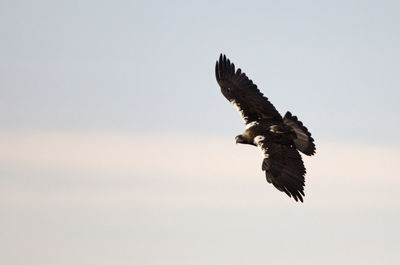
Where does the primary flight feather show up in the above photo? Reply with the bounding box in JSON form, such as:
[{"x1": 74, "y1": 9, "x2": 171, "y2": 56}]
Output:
[{"x1": 215, "y1": 54, "x2": 315, "y2": 202}]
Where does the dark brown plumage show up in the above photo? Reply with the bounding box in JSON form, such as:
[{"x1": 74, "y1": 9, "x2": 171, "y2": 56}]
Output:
[{"x1": 215, "y1": 54, "x2": 315, "y2": 202}]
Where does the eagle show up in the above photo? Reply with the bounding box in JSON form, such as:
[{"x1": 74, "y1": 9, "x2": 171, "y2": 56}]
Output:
[{"x1": 215, "y1": 54, "x2": 315, "y2": 202}]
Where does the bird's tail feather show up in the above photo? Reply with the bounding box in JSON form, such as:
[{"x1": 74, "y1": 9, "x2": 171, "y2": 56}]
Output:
[{"x1": 284, "y1": 112, "x2": 316, "y2": 156}]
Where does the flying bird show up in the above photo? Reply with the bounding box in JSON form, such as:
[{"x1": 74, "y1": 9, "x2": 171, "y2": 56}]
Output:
[{"x1": 215, "y1": 54, "x2": 315, "y2": 202}]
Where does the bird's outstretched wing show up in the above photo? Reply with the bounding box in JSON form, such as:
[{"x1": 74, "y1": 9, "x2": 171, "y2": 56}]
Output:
[
  {"x1": 255, "y1": 136, "x2": 306, "y2": 202},
  {"x1": 215, "y1": 54, "x2": 282, "y2": 126}
]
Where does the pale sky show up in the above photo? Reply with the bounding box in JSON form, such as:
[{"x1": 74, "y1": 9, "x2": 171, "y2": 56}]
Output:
[
  {"x1": 1, "y1": 0, "x2": 400, "y2": 144},
  {"x1": 1, "y1": 1, "x2": 400, "y2": 265}
]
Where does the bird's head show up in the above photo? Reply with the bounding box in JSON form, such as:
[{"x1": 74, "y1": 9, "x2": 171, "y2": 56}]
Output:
[{"x1": 235, "y1": 135, "x2": 246, "y2": 144}]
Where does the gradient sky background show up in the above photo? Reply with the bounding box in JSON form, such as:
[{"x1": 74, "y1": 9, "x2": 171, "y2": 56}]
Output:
[{"x1": 1, "y1": 1, "x2": 400, "y2": 265}]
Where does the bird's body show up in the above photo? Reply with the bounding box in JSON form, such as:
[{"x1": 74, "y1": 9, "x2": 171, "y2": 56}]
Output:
[
  {"x1": 237, "y1": 121, "x2": 295, "y2": 147},
  {"x1": 215, "y1": 54, "x2": 315, "y2": 202}
]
